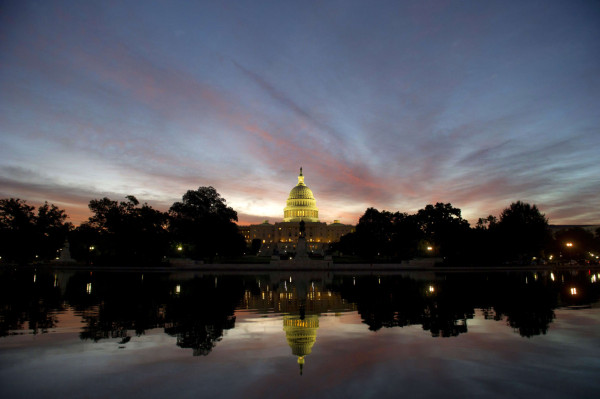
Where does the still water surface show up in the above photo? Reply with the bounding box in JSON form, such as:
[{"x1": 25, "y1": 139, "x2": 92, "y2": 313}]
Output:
[{"x1": 1, "y1": 268, "x2": 599, "y2": 398}]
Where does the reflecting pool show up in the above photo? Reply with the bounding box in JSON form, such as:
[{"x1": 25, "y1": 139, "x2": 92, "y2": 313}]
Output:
[{"x1": 1, "y1": 268, "x2": 599, "y2": 398}]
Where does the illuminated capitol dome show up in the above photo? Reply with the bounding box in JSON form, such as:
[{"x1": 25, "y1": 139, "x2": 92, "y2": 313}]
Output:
[
  {"x1": 283, "y1": 167, "x2": 319, "y2": 222},
  {"x1": 239, "y1": 168, "x2": 355, "y2": 256}
]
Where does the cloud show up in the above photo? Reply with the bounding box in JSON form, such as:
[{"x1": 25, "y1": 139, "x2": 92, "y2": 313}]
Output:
[{"x1": 1, "y1": 0, "x2": 599, "y2": 227}]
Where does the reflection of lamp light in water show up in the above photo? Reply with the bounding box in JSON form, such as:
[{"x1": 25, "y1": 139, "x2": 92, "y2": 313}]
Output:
[{"x1": 86, "y1": 283, "x2": 92, "y2": 294}]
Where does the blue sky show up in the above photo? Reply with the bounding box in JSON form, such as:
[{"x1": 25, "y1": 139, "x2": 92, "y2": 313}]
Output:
[{"x1": 1, "y1": 0, "x2": 599, "y2": 225}]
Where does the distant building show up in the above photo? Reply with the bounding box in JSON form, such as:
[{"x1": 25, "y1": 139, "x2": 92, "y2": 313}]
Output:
[{"x1": 239, "y1": 168, "x2": 354, "y2": 255}]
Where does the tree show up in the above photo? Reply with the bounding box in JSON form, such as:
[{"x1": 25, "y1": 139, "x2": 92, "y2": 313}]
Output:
[
  {"x1": 332, "y1": 208, "x2": 423, "y2": 260},
  {"x1": 74, "y1": 196, "x2": 169, "y2": 265},
  {"x1": 415, "y1": 203, "x2": 470, "y2": 261},
  {"x1": 249, "y1": 239, "x2": 262, "y2": 256},
  {"x1": 36, "y1": 202, "x2": 71, "y2": 260},
  {"x1": 390, "y1": 212, "x2": 423, "y2": 259},
  {"x1": 354, "y1": 208, "x2": 395, "y2": 258},
  {"x1": 169, "y1": 187, "x2": 245, "y2": 261},
  {"x1": 497, "y1": 201, "x2": 550, "y2": 262},
  {"x1": 0, "y1": 199, "x2": 36, "y2": 263},
  {"x1": 0, "y1": 199, "x2": 70, "y2": 264},
  {"x1": 476, "y1": 215, "x2": 498, "y2": 230}
]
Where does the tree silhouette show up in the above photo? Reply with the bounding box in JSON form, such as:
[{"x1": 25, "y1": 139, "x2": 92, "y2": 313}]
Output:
[
  {"x1": 496, "y1": 201, "x2": 550, "y2": 263},
  {"x1": 0, "y1": 198, "x2": 70, "y2": 263},
  {"x1": 72, "y1": 196, "x2": 169, "y2": 265},
  {"x1": 169, "y1": 187, "x2": 245, "y2": 261}
]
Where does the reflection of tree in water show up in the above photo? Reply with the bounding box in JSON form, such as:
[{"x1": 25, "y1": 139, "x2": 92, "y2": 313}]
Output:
[
  {"x1": 63, "y1": 272, "x2": 245, "y2": 356},
  {"x1": 163, "y1": 276, "x2": 244, "y2": 356},
  {"x1": 63, "y1": 272, "x2": 171, "y2": 342},
  {"x1": 490, "y1": 278, "x2": 557, "y2": 338},
  {"x1": 3, "y1": 269, "x2": 599, "y2": 347},
  {"x1": 335, "y1": 271, "x2": 600, "y2": 338},
  {"x1": 336, "y1": 276, "x2": 474, "y2": 337},
  {"x1": 0, "y1": 270, "x2": 64, "y2": 336}
]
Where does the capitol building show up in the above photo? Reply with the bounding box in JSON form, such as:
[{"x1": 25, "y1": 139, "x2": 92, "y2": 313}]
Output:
[{"x1": 239, "y1": 168, "x2": 354, "y2": 256}]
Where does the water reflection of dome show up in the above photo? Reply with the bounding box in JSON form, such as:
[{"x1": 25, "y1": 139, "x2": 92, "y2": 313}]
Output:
[{"x1": 283, "y1": 314, "x2": 319, "y2": 375}]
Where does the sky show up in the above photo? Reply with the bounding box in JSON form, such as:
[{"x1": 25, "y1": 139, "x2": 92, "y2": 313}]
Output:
[{"x1": 1, "y1": 0, "x2": 599, "y2": 226}]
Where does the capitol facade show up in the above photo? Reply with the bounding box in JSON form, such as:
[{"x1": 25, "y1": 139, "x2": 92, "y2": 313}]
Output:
[{"x1": 239, "y1": 168, "x2": 354, "y2": 256}]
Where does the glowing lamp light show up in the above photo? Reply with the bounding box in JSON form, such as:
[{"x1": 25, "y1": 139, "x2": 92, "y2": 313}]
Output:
[
  {"x1": 550, "y1": 273, "x2": 555, "y2": 281},
  {"x1": 570, "y1": 287, "x2": 577, "y2": 295},
  {"x1": 86, "y1": 283, "x2": 92, "y2": 294},
  {"x1": 89, "y1": 246, "x2": 95, "y2": 251},
  {"x1": 566, "y1": 242, "x2": 573, "y2": 247},
  {"x1": 427, "y1": 246, "x2": 433, "y2": 251},
  {"x1": 175, "y1": 285, "x2": 181, "y2": 294},
  {"x1": 428, "y1": 285, "x2": 435, "y2": 293},
  {"x1": 177, "y1": 246, "x2": 183, "y2": 251}
]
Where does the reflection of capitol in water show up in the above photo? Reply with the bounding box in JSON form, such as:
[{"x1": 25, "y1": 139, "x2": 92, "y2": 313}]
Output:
[
  {"x1": 241, "y1": 273, "x2": 355, "y2": 374},
  {"x1": 241, "y1": 273, "x2": 355, "y2": 314},
  {"x1": 283, "y1": 315, "x2": 319, "y2": 375}
]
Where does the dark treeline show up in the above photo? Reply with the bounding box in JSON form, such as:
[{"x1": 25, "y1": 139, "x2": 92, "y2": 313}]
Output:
[
  {"x1": 0, "y1": 187, "x2": 246, "y2": 265},
  {"x1": 2, "y1": 191, "x2": 599, "y2": 265},
  {"x1": 332, "y1": 201, "x2": 600, "y2": 265}
]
